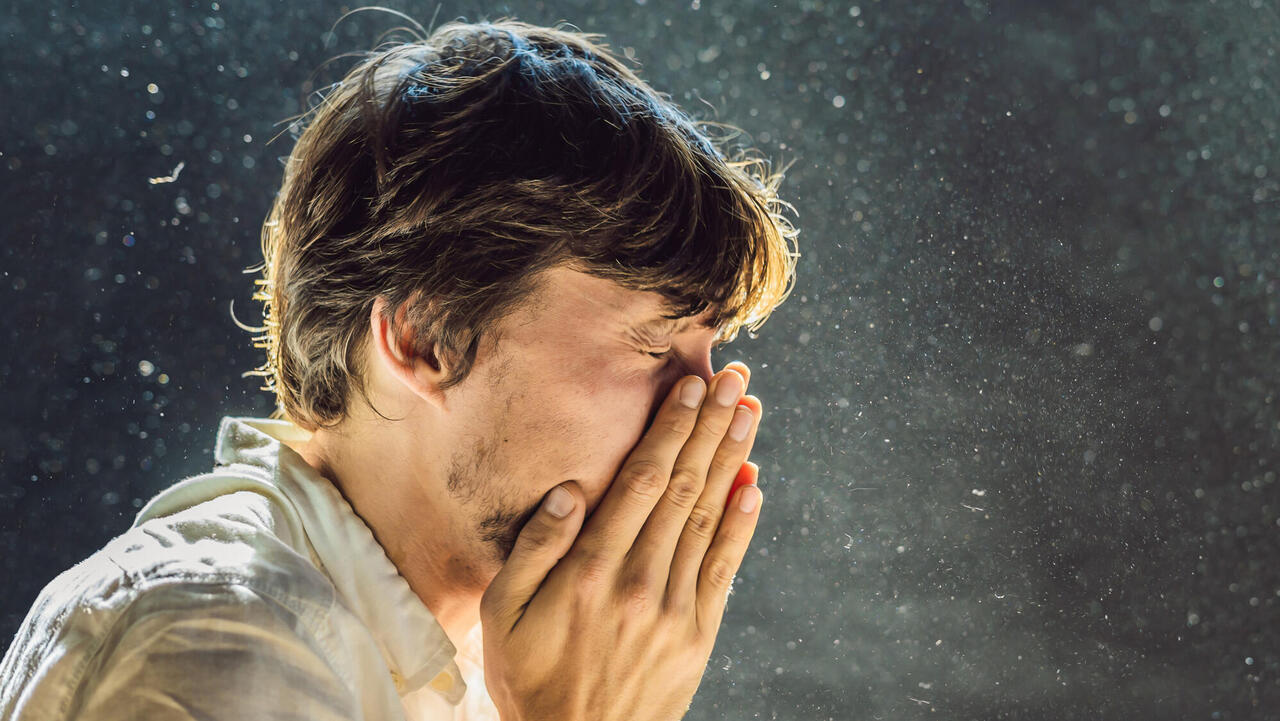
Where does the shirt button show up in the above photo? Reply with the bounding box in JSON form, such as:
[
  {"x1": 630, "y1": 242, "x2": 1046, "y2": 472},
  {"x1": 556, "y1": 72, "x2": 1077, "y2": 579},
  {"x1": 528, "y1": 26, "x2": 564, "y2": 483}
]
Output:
[{"x1": 429, "y1": 672, "x2": 454, "y2": 694}]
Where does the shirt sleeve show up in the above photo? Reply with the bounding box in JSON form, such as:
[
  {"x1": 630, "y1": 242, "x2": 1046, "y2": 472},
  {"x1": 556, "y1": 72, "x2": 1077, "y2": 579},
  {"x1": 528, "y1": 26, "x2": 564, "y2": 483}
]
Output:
[{"x1": 71, "y1": 580, "x2": 359, "y2": 721}]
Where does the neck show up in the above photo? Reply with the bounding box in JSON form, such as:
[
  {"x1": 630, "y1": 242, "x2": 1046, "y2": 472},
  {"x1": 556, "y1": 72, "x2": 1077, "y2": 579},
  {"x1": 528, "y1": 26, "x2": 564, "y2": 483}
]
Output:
[{"x1": 289, "y1": 424, "x2": 485, "y2": 649}]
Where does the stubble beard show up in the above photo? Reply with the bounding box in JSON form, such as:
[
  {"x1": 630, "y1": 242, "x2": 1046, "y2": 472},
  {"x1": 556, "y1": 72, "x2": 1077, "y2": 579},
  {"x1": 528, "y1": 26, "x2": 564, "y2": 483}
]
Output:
[{"x1": 446, "y1": 429, "x2": 541, "y2": 566}]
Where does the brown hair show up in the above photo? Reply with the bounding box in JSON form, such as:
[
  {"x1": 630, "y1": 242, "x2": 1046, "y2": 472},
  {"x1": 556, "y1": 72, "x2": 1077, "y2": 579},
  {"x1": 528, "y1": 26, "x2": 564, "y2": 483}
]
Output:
[{"x1": 243, "y1": 17, "x2": 800, "y2": 431}]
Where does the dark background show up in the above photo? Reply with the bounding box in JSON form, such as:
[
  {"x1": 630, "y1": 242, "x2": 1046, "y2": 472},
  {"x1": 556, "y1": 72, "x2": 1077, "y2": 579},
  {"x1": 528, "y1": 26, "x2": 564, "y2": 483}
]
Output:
[{"x1": 2, "y1": 0, "x2": 1277, "y2": 719}]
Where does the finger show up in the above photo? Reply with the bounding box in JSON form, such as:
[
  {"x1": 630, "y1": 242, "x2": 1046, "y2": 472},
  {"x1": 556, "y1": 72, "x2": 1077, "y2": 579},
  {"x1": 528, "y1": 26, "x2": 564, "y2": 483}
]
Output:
[
  {"x1": 723, "y1": 360, "x2": 751, "y2": 388},
  {"x1": 572, "y1": 375, "x2": 706, "y2": 564},
  {"x1": 480, "y1": 482, "x2": 585, "y2": 633},
  {"x1": 717, "y1": 398, "x2": 761, "y2": 513},
  {"x1": 666, "y1": 406, "x2": 760, "y2": 609},
  {"x1": 696, "y1": 483, "x2": 763, "y2": 635},
  {"x1": 726, "y1": 461, "x2": 758, "y2": 512},
  {"x1": 627, "y1": 368, "x2": 746, "y2": 587}
]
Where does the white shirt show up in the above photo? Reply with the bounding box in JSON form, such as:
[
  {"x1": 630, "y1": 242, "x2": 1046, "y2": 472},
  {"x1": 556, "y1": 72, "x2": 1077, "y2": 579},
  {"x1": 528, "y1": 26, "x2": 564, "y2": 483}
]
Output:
[{"x1": 0, "y1": 417, "x2": 499, "y2": 721}]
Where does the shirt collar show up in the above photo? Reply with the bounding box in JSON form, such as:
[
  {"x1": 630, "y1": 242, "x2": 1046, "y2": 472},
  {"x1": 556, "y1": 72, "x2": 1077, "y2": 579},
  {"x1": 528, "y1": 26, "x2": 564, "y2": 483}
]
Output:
[{"x1": 207, "y1": 416, "x2": 469, "y2": 703}]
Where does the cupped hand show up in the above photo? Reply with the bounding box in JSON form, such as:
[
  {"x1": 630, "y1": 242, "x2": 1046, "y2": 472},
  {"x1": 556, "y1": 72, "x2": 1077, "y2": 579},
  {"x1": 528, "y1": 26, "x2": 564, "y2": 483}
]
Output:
[{"x1": 479, "y1": 363, "x2": 764, "y2": 721}]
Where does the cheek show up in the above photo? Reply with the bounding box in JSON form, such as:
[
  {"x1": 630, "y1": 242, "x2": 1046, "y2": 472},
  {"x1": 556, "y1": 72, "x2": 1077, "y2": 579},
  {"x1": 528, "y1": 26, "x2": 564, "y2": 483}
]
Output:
[
  {"x1": 548, "y1": 360, "x2": 659, "y2": 474},
  {"x1": 589, "y1": 371, "x2": 661, "y2": 471}
]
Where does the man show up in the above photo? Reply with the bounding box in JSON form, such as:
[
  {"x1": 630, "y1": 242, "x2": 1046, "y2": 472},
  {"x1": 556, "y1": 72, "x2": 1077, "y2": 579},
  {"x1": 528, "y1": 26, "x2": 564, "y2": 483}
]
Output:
[{"x1": 0, "y1": 17, "x2": 798, "y2": 720}]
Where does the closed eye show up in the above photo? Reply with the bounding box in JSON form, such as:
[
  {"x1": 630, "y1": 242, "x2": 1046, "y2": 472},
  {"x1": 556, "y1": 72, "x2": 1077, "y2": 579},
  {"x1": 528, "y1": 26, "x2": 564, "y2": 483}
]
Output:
[{"x1": 645, "y1": 349, "x2": 673, "y2": 360}]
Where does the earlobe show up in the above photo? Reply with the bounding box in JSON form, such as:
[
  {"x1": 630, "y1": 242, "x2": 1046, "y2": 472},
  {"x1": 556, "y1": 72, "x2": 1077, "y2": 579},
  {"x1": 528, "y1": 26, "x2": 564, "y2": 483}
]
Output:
[{"x1": 369, "y1": 297, "x2": 449, "y2": 410}]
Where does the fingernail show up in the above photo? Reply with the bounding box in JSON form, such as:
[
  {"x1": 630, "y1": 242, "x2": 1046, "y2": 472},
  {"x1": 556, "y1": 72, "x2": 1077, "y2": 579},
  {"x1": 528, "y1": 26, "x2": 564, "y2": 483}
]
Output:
[
  {"x1": 714, "y1": 372, "x2": 743, "y2": 406},
  {"x1": 680, "y1": 377, "x2": 705, "y2": 408},
  {"x1": 543, "y1": 486, "x2": 574, "y2": 518},
  {"x1": 728, "y1": 406, "x2": 753, "y2": 441},
  {"x1": 738, "y1": 485, "x2": 761, "y2": 513}
]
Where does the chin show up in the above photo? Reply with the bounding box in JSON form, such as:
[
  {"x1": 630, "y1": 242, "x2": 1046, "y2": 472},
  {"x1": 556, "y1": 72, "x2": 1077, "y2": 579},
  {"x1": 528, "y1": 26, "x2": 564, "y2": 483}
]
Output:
[{"x1": 478, "y1": 501, "x2": 541, "y2": 565}]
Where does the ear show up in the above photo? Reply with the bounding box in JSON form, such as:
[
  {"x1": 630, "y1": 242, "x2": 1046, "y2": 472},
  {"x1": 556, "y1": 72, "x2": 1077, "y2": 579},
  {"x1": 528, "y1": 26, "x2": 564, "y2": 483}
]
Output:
[{"x1": 369, "y1": 296, "x2": 449, "y2": 411}]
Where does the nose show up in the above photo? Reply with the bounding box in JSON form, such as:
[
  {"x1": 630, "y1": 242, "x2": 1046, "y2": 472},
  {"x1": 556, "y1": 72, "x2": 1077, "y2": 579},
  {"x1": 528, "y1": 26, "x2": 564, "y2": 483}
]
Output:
[
  {"x1": 642, "y1": 350, "x2": 718, "y2": 432},
  {"x1": 680, "y1": 351, "x2": 716, "y2": 387}
]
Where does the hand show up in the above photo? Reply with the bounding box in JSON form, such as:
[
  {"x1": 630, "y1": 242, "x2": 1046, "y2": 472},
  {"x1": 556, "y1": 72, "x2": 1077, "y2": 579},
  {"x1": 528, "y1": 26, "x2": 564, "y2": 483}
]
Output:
[{"x1": 480, "y1": 363, "x2": 764, "y2": 721}]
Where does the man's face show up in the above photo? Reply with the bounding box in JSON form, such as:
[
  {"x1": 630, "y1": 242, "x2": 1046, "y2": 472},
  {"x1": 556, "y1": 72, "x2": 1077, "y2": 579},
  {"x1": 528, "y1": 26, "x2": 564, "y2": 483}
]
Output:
[{"x1": 432, "y1": 265, "x2": 721, "y2": 569}]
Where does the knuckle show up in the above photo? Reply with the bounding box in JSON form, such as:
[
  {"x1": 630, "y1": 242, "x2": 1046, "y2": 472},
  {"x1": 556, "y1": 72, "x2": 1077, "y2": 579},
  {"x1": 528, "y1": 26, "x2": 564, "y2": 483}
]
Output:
[
  {"x1": 512, "y1": 519, "x2": 554, "y2": 554},
  {"x1": 717, "y1": 525, "x2": 752, "y2": 550},
  {"x1": 710, "y1": 450, "x2": 741, "y2": 476},
  {"x1": 576, "y1": 552, "x2": 613, "y2": 589},
  {"x1": 704, "y1": 555, "x2": 738, "y2": 590},
  {"x1": 664, "y1": 469, "x2": 702, "y2": 507},
  {"x1": 615, "y1": 569, "x2": 658, "y2": 612},
  {"x1": 659, "y1": 408, "x2": 697, "y2": 437},
  {"x1": 683, "y1": 504, "x2": 719, "y2": 541},
  {"x1": 661, "y1": 593, "x2": 695, "y2": 620},
  {"x1": 693, "y1": 412, "x2": 728, "y2": 441},
  {"x1": 622, "y1": 459, "x2": 666, "y2": 499}
]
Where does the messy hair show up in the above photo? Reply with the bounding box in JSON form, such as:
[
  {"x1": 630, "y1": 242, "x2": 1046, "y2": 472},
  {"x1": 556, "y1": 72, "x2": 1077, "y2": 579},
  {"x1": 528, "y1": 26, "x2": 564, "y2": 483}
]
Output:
[{"x1": 243, "y1": 16, "x2": 800, "y2": 431}]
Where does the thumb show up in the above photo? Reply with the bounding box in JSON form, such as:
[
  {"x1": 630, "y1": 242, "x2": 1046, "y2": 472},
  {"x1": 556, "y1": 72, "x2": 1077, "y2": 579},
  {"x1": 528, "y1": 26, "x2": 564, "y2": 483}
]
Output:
[{"x1": 481, "y1": 482, "x2": 584, "y2": 633}]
